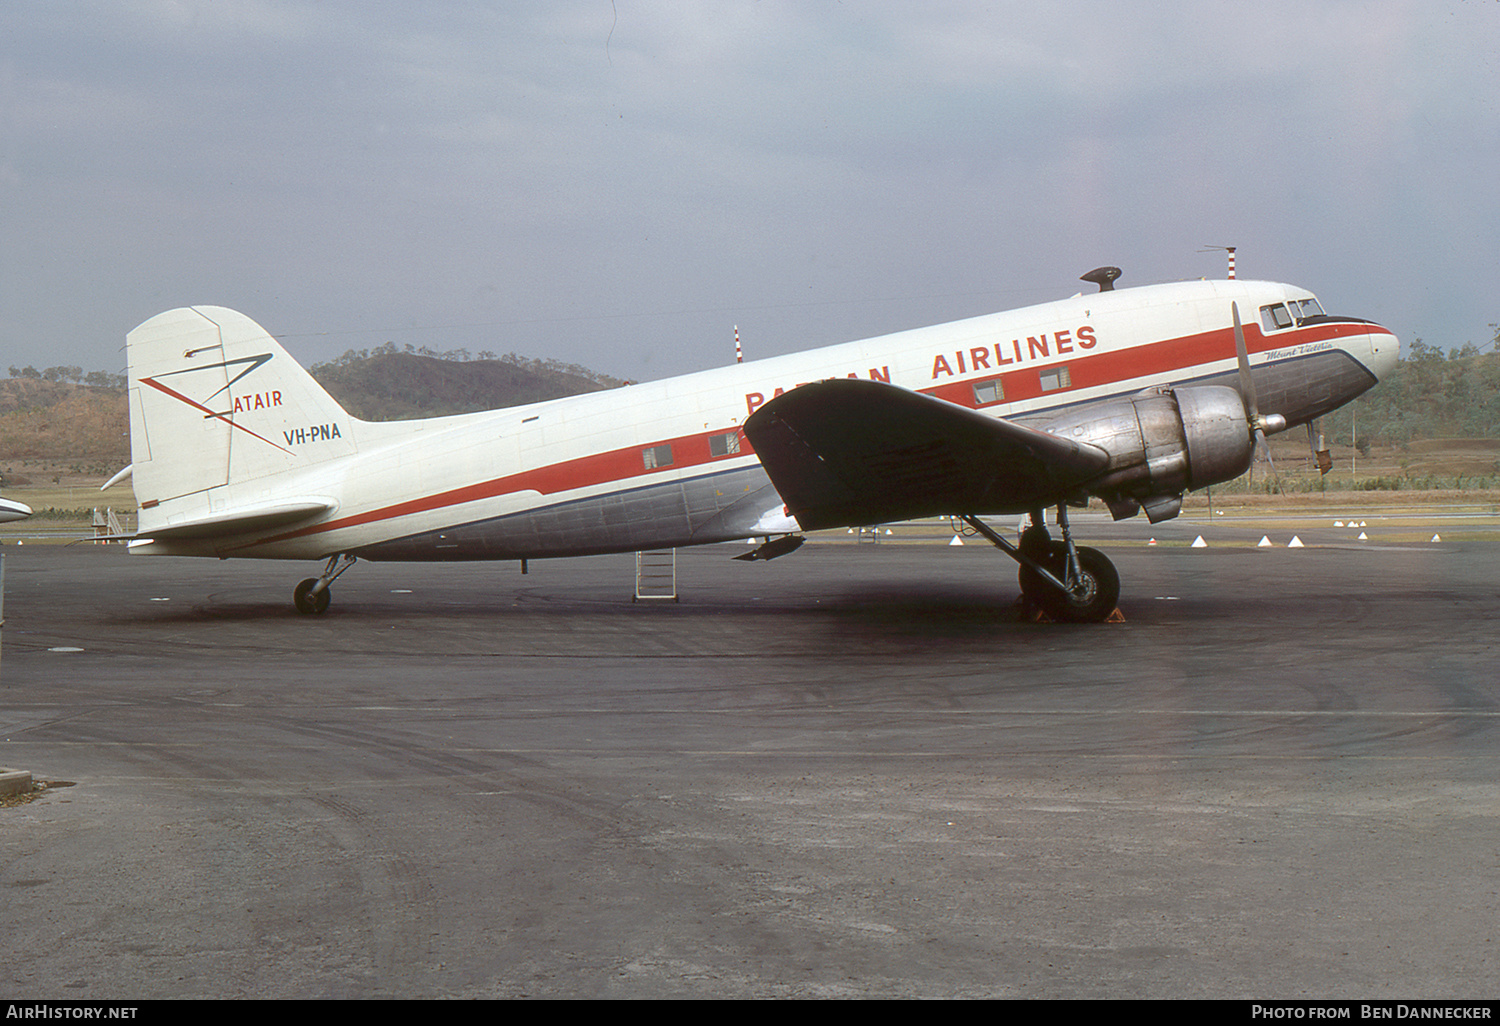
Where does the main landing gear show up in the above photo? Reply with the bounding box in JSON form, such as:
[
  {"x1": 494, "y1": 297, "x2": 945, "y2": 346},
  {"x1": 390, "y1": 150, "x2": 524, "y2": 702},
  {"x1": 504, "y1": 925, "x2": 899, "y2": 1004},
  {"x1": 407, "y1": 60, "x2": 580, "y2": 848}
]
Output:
[
  {"x1": 293, "y1": 553, "x2": 356, "y2": 615},
  {"x1": 959, "y1": 506, "x2": 1120, "y2": 623}
]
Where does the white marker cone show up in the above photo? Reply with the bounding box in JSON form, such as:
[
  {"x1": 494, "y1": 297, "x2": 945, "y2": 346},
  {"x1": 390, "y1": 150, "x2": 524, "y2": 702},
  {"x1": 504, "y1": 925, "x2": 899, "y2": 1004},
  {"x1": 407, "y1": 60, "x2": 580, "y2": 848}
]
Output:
[
  {"x1": 1192, "y1": 535, "x2": 1208, "y2": 548},
  {"x1": 1257, "y1": 536, "x2": 1272, "y2": 547},
  {"x1": 1288, "y1": 536, "x2": 1304, "y2": 548},
  {"x1": 1334, "y1": 521, "x2": 1344, "y2": 527},
  {"x1": 1357, "y1": 531, "x2": 1368, "y2": 540},
  {"x1": 949, "y1": 535, "x2": 963, "y2": 546},
  {"x1": 1431, "y1": 533, "x2": 1441, "y2": 543}
]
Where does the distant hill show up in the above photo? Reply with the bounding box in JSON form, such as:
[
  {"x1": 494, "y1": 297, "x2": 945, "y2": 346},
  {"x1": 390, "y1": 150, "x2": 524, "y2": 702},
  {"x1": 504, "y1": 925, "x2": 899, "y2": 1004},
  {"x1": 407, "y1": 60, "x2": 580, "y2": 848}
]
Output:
[
  {"x1": 0, "y1": 378, "x2": 128, "y2": 464},
  {"x1": 310, "y1": 352, "x2": 625, "y2": 421},
  {"x1": 1, "y1": 352, "x2": 626, "y2": 464}
]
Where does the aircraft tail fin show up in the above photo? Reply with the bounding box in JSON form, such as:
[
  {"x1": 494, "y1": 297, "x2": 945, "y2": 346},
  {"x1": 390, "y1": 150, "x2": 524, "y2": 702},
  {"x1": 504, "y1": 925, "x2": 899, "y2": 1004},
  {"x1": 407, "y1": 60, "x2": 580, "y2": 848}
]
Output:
[{"x1": 126, "y1": 307, "x2": 355, "y2": 519}]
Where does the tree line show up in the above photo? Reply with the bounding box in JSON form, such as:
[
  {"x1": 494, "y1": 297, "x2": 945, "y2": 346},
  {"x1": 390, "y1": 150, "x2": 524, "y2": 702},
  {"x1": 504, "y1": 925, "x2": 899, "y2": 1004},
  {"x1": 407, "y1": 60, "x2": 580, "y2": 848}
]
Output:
[
  {"x1": 309, "y1": 344, "x2": 625, "y2": 388},
  {"x1": 8, "y1": 365, "x2": 126, "y2": 388},
  {"x1": 1317, "y1": 333, "x2": 1500, "y2": 449}
]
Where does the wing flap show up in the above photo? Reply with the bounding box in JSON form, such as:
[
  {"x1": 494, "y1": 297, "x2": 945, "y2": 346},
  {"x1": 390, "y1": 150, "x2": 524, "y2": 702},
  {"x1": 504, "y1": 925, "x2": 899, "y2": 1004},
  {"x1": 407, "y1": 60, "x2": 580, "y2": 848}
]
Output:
[{"x1": 743, "y1": 379, "x2": 1108, "y2": 529}]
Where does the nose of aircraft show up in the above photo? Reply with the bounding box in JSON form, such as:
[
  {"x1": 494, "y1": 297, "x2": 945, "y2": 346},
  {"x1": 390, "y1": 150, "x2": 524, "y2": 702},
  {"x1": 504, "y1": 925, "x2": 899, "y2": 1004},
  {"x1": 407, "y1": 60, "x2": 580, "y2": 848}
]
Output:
[{"x1": 1366, "y1": 323, "x2": 1400, "y2": 381}]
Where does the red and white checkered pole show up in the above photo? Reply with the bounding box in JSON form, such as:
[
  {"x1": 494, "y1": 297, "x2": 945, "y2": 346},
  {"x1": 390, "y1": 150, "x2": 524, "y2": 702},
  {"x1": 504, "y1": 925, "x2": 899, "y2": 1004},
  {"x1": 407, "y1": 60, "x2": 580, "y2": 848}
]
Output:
[
  {"x1": 735, "y1": 325, "x2": 742, "y2": 364},
  {"x1": 1227, "y1": 247, "x2": 1236, "y2": 280}
]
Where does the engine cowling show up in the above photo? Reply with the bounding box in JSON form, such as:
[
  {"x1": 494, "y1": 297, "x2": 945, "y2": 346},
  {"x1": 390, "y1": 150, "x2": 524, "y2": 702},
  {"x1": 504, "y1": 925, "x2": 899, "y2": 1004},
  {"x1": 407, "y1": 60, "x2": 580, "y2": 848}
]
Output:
[{"x1": 1041, "y1": 385, "x2": 1253, "y2": 523}]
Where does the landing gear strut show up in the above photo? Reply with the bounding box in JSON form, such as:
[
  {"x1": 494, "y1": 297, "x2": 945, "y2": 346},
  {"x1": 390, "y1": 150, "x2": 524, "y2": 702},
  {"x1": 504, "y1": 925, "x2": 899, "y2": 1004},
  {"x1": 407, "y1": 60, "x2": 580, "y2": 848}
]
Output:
[
  {"x1": 960, "y1": 506, "x2": 1120, "y2": 623},
  {"x1": 294, "y1": 553, "x2": 356, "y2": 615}
]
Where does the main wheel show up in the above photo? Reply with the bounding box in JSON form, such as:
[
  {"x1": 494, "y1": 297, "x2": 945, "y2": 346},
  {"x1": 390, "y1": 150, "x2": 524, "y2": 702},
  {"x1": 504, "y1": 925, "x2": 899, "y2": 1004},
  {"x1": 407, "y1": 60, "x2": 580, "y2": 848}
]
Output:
[
  {"x1": 1018, "y1": 543, "x2": 1120, "y2": 623},
  {"x1": 1017, "y1": 523, "x2": 1052, "y2": 562},
  {"x1": 293, "y1": 578, "x2": 331, "y2": 615}
]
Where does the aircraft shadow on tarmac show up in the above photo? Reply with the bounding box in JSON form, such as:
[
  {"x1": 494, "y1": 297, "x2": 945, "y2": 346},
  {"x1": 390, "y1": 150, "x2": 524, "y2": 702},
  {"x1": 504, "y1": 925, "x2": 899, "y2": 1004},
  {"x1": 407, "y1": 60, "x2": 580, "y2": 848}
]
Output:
[{"x1": 106, "y1": 579, "x2": 1150, "y2": 639}]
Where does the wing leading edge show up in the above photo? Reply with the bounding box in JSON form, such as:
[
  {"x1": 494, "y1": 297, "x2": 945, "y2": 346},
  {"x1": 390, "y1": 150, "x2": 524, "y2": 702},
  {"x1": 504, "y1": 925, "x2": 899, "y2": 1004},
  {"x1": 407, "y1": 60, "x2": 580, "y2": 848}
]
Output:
[{"x1": 743, "y1": 378, "x2": 1109, "y2": 530}]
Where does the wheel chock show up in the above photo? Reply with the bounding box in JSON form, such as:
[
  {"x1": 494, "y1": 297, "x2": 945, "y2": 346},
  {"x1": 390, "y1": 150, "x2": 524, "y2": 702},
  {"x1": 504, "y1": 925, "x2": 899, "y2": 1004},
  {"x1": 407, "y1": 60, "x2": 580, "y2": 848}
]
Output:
[{"x1": 1012, "y1": 595, "x2": 1126, "y2": 623}]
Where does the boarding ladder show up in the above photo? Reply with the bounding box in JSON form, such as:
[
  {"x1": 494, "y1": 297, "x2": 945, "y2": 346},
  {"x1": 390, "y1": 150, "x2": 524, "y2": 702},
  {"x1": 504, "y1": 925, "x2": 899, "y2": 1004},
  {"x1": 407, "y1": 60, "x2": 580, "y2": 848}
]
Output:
[
  {"x1": 633, "y1": 549, "x2": 678, "y2": 602},
  {"x1": 92, "y1": 507, "x2": 125, "y2": 543}
]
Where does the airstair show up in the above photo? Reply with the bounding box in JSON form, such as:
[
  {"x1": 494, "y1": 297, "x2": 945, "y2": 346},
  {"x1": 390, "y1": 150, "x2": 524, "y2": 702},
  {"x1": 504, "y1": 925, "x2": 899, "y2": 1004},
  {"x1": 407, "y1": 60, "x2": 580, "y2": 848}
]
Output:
[
  {"x1": 92, "y1": 507, "x2": 126, "y2": 543},
  {"x1": 633, "y1": 549, "x2": 678, "y2": 602}
]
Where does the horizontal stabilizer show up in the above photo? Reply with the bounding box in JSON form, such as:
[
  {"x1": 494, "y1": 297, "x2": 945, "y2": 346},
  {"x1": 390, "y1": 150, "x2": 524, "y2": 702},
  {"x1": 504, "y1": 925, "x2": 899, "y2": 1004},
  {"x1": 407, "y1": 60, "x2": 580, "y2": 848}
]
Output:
[
  {"x1": 133, "y1": 499, "x2": 336, "y2": 541},
  {"x1": 743, "y1": 379, "x2": 1109, "y2": 529}
]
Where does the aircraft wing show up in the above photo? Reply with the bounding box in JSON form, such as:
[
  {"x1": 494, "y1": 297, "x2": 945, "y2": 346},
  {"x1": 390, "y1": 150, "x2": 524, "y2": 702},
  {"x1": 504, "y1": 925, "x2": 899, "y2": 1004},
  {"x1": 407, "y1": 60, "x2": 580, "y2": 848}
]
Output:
[{"x1": 742, "y1": 379, "x2": 1109, "y2": 530}]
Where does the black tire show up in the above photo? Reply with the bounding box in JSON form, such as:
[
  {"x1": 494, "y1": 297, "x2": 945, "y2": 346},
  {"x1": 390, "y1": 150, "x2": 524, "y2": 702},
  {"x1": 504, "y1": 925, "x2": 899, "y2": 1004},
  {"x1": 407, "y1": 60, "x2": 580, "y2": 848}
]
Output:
[
  {"x1": 1018, "y1": 543, "x2": 1120, "y2": 623},
  {"x1": 293, "y1": 578, "x2": 331, "y2": 615},
  {"x1": 1018, "y1": 524, "x2": 1052, "y2": 562}
]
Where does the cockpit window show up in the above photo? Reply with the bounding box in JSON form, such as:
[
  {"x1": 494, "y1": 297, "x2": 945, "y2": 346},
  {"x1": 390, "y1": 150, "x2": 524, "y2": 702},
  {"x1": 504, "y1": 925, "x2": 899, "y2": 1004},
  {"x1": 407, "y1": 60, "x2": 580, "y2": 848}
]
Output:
[
  {"x1": 1260, "y1": 304, "x2": 1294, "y2": 332},
  {"x1": 1290, "y1": 298, "x2": 1325, "y2": 322}
]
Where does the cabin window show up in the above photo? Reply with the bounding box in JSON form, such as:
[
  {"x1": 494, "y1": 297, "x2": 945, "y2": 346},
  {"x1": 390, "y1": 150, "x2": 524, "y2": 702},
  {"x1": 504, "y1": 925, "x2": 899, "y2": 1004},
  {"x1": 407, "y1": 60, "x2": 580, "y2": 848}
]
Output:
[
  {"x1": 642, "y1": 444, "x2": 673, "y2": 469},
  {"x1": 708, "y1": 431, "x2": 741, "y2": 457},
  {"x1": 1260, "y1": 303, "x2": 1294, "y2": 332},
  {"x1": 1039, "y1": 365, "x2": 1072, "y2": 392},
  {"x1": 971, "y1": 378, "x2": 1005, "y2": 406}
]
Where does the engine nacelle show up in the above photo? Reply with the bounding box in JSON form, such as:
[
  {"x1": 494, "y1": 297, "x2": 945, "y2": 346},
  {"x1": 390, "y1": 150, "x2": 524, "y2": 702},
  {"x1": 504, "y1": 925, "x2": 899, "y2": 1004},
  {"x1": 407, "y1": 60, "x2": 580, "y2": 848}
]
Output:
[{"x1": 1042, "y1": 385, "x2": 1252, "y2": 523}]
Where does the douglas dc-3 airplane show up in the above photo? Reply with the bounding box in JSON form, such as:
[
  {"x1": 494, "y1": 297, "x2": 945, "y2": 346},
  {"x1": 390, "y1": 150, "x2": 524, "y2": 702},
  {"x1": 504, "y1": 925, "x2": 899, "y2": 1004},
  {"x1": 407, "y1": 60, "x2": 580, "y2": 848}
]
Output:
[{"x1": 114, "y1": 268, "x2": 1396, "y2": 620}]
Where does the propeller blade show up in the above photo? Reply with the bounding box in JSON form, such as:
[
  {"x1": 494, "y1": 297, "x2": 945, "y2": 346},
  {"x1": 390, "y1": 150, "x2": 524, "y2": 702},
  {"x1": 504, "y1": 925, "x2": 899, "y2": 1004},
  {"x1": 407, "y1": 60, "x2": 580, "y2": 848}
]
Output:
[
  {"x1": 1256, "y1": 428, "x2": 1284, "y2": 495},
  {"x1": 1232, "y1": 301, "x2": 1287, "y2": 438},
  {"x1": 1232, "y1": 301, "x2": 1259, "y2": 425},
  {"x1": 1234, "y1": 301, "x2": 1287, "y2": 494}
]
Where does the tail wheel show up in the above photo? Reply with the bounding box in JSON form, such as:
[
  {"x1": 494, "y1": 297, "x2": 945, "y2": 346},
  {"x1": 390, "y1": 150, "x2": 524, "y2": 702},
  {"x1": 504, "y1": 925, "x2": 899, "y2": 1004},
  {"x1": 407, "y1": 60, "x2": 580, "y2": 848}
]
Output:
[
  {"x1": 1018, "y1": 543, "x2": 1119, "y2": 623},
  {"x1": 293, "y1": 578, "x2": 331, "y2": 616}
]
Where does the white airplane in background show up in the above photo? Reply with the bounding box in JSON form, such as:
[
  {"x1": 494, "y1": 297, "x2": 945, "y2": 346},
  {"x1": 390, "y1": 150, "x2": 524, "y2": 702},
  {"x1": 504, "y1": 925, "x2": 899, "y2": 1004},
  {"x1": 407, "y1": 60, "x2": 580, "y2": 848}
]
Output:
[
  {"x1": 114, "y1": 267, "x2": 1396, "y2": 620},
  {"x1": 0, "y1": 497, "x2": 31, "y2": 523}
]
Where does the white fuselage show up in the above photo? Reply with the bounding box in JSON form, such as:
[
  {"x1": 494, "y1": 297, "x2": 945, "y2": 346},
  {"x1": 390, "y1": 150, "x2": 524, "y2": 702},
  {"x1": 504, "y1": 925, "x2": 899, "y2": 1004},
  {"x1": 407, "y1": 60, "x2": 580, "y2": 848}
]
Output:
[{"x1": 129, "y1": 279, "x2": 1396, "y2": 562}]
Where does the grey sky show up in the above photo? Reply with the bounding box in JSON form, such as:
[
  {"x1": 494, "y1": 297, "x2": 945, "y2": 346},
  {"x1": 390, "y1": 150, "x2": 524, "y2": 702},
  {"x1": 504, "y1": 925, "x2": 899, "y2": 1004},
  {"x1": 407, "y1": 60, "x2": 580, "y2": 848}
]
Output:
[{"x1": 3, "y1": 1, "x2": 1497, "y2": 383}]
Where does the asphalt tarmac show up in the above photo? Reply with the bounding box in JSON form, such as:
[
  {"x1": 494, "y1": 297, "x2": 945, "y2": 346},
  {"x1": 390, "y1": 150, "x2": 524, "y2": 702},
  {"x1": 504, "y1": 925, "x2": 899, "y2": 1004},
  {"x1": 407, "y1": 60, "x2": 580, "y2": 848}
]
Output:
[{"x1": 2, "y1": 515, "x2": 1498, "y2": 998}]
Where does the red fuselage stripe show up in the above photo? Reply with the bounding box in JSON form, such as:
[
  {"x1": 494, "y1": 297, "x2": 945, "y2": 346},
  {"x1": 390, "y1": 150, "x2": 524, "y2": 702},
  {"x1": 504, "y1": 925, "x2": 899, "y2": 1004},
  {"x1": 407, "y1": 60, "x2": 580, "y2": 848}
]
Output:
[
  {"x1": 253, "y1": 430, "x2": 749, "y2": 545},
  {"x1": 249, "y1": 320, "x2": 1388, "y2": 547},
  {"x1": 924, "y1": 319, "x2": 1383, "y2": 407}
]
